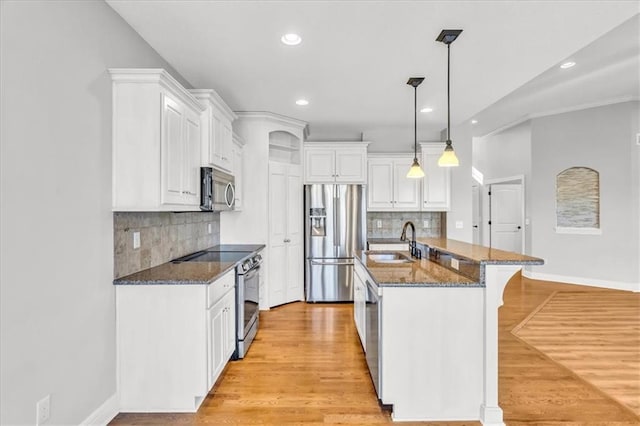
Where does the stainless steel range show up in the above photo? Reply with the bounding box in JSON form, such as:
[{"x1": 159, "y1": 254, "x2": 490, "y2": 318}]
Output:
[
  {"x1": 234, "y1": 252, "x2": 262, "y2": 359},
  {"x1": 172, "y1": 244, "x2": 264, "y2": 359}
]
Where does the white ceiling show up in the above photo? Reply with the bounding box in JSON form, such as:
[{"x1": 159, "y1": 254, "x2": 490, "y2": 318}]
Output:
[{"x1": 106, "y1": 0, "x2": 639, "y2": 152}]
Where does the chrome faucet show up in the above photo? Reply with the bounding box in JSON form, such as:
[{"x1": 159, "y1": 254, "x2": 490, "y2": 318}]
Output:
[{"x1": 400, "y1": 221, "x2": 421, "y2": 259}]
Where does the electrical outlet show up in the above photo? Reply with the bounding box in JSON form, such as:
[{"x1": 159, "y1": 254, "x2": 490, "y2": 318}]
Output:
[
  {"x1": 207, "y1": 223, "x2": 212, "y2": 234},
  {"x1": 636, "y1": 133, "x2": 640, "y2": 146},
  {"x1": 423, "y1": 220, "x2": 430, "y2": 228},
  {"x1": 455, "y1": 221, "x2": 464, "y2": 229},
  {"x1": 36, "y1": 395, "x2": 50, "y2": 425},
  {"x1": 132, "y1": 231, "x2": 141, "y2": 249},
  {"x1": 451, "y1": 258, "x2": 460, "y2": 270},
  {"x1": 376, "y1": 220, "x2": 382, "y2": 229}
]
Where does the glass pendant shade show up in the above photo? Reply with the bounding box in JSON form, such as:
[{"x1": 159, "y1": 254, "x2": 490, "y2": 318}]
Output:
[
  {"x1": 407, "y1": 158, "x2": 425, "y2": 178},
  {"x1": 438, "y1": 144, "x2": 459, "y2": 167}
]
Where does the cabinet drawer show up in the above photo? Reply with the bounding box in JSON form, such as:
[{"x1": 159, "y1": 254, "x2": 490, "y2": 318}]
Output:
[{"x1": 207, "y1": 269, "x2": 235, "y2": 309}]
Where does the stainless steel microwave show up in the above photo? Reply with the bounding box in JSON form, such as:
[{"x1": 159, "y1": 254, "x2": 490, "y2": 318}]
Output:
[{"x1": 201, "y1": 167, "x2": 235, "y2": 211}]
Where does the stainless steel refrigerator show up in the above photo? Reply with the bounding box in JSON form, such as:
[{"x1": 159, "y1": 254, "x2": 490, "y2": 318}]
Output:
[{"x1": 304, "y1": 184, "x2": 366, "y2": 302}]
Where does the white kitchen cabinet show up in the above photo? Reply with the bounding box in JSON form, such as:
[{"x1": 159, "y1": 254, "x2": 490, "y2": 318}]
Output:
[
  {"x1": 367, "y1": 155, "x2": 421, "y2": 211},
  {"x1": 303, "y1": 142, "x2": 369, "y2": 184},
  {"x1": 353, "y1": 262, "x2": 367, "y2": 349},
  {"x1": 110, "y1": 69, "x2": 205, "y2": 211},
  {"x1": 190, "y1": 89, "x2": 237, "y2": 173},
  {"x1": 420, "y1": 143, "x2": 451, "y2": 211},
  {"x1": 116, "y1": 269, "x2": 236, "y2": 412},
  {"x1": 207, "y1": 281, "x2": 236, "y2": 390},
  {"x1": 231, "y1": 133, "x2": 245, "y2": 211},
  {"x1": 268, "y1": 161, "x2": 303, "y2": 307}
]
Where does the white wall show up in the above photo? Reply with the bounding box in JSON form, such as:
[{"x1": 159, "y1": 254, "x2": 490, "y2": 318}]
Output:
[
  {"x1": 473, "y1": 122, "x2": 532, "y2": 253},
  {"x1": 444, "y1": 126, "x2": 474, "y2": 242},
  {"x1": 529, "y1": 101, "x2": 639, "y2": 290},
  {"x1": 0, "y1": 1, "x2": 191, "y2": 424}
]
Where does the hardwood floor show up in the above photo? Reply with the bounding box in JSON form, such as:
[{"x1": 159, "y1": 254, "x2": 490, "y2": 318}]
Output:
[
  {"x1": 111, "y1": 275, "x2": 640, "y2": 425},
  {"x1": 511, "y1": 290, "x2": 640, "y2": 417}
]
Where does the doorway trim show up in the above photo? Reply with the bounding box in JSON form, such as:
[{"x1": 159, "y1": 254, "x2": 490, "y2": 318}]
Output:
[{"x1": 484, "y1": 174, "x2": 526, "y2": 254}]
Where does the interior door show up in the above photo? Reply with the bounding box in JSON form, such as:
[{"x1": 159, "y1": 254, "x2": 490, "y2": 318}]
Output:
[
  {"x1": 472, "y1": 185, "x2": 481, "y2": 245},
  {"x1": 269, "y1": 162, "x2": 287, "y2": 307},
  {"x1": 490, "y1": 184, "x2": 523, "y2": 253},
  {"x1": 286, "y1": 165, "x2": 303, "y2": 303}
]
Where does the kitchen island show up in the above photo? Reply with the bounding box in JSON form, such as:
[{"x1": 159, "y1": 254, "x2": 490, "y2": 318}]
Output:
[{"x1": 353, "y1": 239, "x2": 542, "y2": 426}]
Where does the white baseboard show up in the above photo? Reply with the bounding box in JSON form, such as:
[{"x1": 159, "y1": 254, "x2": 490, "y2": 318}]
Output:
[
  {"x1": 80, "y1": 393, "x2": 119, "y2": 426},
  {"x1": 522, "y1": 270, "x2": 640, "y2": 293}
]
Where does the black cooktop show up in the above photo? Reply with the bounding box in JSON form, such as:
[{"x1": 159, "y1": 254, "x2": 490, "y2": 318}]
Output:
[
  {"x1": 206, "y1": 244, "x2": 265, "y2": 253},
  {"x1": 172, "y1": 251, "x2": 248, "y2": 263}
]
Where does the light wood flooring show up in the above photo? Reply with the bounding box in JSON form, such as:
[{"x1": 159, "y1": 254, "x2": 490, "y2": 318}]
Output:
[{"x1": 111, "y1": 275, "x2": 640, "y2": 425}]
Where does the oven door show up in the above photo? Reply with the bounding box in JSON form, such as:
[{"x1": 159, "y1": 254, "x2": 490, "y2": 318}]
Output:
[{"x1": 240, "y1": 266, "x2": 260, "y2": 339}]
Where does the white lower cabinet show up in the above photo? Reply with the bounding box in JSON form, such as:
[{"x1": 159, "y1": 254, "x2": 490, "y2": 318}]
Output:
[
  {"x1": 353, "y1": 263, "x2": 367, "y2": 349},
  {"x1": 117, "y1": 270, "x2": 236, "y2": 412}
]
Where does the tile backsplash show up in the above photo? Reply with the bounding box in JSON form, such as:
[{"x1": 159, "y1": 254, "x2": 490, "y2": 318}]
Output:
[
  {"x1": 114, "y1": 212, "x2": 220, "y2": 278},
  {"x1": 367, "y1": 211, "x2": 446, "y2": 239}
]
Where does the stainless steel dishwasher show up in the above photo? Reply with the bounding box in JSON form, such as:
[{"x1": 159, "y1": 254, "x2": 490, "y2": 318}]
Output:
[{"x1": 365, "y1": 278, "x2": 381, "y2": 398}]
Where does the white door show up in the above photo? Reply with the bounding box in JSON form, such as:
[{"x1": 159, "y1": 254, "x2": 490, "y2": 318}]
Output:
[
  {"x1": 269, "y1": 162, "x2": 287, "y2": 307},
  {"x1": 286, "y1": 166, "x2": 303, "y2": 303},
  {"x1": 472, "y1": 185, "x2": 481, "y2": 245},
  {"x1": 393, "y1": 158, "x2": 421, "y2": 211},
  {"x1": 490, "y1": 184, "x2": 523, "y2": 253},
  {"x1": 161, "y1": 95, "x2": 184, "y2": 205},
  {"x1": 368, "y1": 159, "x2": 394, "y2": 210},
  {"x1": 335, "y1": 149, "x2": 366, "y2": 183},
  {"x1": 304, "y1": 149, "x2": 335, "y2": 183}
]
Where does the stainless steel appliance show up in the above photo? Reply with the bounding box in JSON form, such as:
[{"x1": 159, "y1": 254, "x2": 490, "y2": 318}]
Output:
[
  {"x1": 201, "y1": 167, "x2": 235, "y2": 211},
  {"x1": 234, "y1": 252, "x2": 262, "y2": 359},
  {"x1": 304, "y1": 184, "x2": 366, "y2": 302},
  {"x1": 365, "y1": 278, "x2": 381, "y2": 397},
  {"x1": 172, "y1": 244, "x2": 264, "y2": 359}
]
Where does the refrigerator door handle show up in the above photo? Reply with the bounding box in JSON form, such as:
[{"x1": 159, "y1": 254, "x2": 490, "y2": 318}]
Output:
[{"x1": 310, "y1": 260, "x2": 354, "y2": 266}]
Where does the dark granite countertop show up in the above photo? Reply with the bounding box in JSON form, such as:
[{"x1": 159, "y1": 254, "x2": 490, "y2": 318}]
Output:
[
  {"x1": 354, "y1": 250, "x2": 482, "y2": 288},
  {"x1": 416, "y1": 238, "x2": 544, "y2": 265},
  {"x1": 114, "y1": 244, "x2": 265, "y2": 285}
]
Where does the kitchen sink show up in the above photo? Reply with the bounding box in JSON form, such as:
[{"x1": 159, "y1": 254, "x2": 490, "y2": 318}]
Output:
[{"x1": 367, "y1": 252, "x2": 414, "y2": 264}]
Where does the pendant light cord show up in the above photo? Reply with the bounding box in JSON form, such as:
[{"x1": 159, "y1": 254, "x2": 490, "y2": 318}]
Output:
[
  {"x1": 414, "y1": 85, "x2": 418, "y2": 161},
  {"x1": 447, "y1": 42, "x2": 451, "y2": 144}
]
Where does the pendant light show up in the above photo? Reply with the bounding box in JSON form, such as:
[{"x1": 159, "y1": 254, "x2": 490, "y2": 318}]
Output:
[
  {"x1": 406, "y1": 77, "x2": 425, "y2": 178},
  {"x1": 436, "y1": 29, "x2": 462, "y2": 167}
]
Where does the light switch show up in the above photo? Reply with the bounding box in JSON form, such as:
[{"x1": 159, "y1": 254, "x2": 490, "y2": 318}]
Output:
[
  {"x1": 455, "y1": 221, "x2": 463, "y2": 229},
  {"x1": 132, "y1": 231, "x2": 140, "y2": 249},
  {"x1": 377, "y1": 220, "x2": 382, "y2": 229},
  {"x1": 208, "y1": 223, "x2": 212, "y2": 234},
  {"x1": 451, "y1": 258, "x2": 460, "y2": 270},
  {"x1": 423, "y1": 220, "x2": 430, "y2": 228}
]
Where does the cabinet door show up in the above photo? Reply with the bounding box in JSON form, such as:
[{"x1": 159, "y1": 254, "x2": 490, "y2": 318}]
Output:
[
  {"x1": 223, "y1": 290, "x2": 236, "y2": 360},
  {"x1": 183, "y1": 110, "x2": 201, "y2": 205},
  {"x1": 367, "y1": 159, "x2": 394, "y2": 211},
  {"x1": 393, "y1": 158, "x2": 421, "y2": 211},
  {"x1": 161, "y1": 95, "x2": 185, "y2": 205},
  {"x1": 210, "y1": 112, "x2": 224, "y2": 168},
  {"x1": 304, "y1": 149, "x2": 336, "y2": 183},
  {"x1": 220, "y1": 121, "x2": 233, "y2": 172},
  {"x1": 421, "y1": 144, "x2": 451, "y2": 211},
  {"x1": 232, "y1": 143, "x2": 243, "y2": 211},
  {"x1": 286, "y1": 166, "x2": 303, "y2": 303},
  {"x1": 335, "y1": 149, "x2": 367, "y2": 183},
  {"x1": 207, "y1": 298, "x2": 225, "y2": 389}
]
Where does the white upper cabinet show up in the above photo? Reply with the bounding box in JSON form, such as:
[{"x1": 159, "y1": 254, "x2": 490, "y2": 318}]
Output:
[
  {"x1": 367, "y1": 155, "x2": 421, "y2": 211},
  {"x1": 231, "y1": 133, "x2": 245, "y2": 211},
  {"x1": 110, "y1": 69, "x2": 205, "y2": 211},
  {"x1": 303, "y1": 142, "x2": 369, "y2": 184},
  {"x1": 420, "y1": 143, "x2": 451, "y2": 211},
  {"x1": 190, "y1": 89, "x2": 237, "y2": 174}
]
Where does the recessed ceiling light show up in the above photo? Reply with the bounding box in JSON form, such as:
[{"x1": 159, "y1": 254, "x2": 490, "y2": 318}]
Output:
[
  {"x1": 295, "y1": 99, "x2": 309, "y2": 106},
  {"x1": 281, "y1": 33, "x2": 302, "y2": 46},
  {"x1": 471, "y1": 120, "x2": 478, "y2": 124},
  {"x1": 560, "y1": 61, "x2": 576, "y2": 69},
  {"x1": 420, "y1": 107, "x2": 433, "y2": 113}
]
